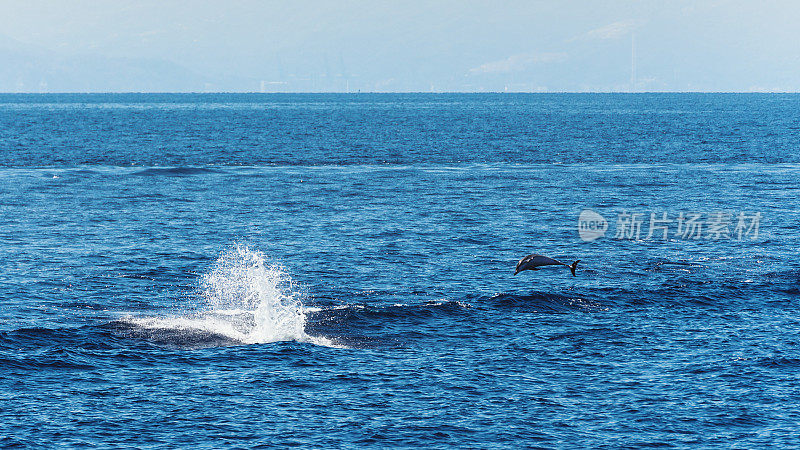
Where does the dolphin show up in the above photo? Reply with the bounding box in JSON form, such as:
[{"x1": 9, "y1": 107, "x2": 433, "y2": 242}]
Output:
[{"x1": 515, "y1": 254, "x2": 580, "y2": 276}]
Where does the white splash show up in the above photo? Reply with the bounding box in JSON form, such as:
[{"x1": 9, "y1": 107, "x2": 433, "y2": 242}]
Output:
[{"x1": 124, "y1": 245, "x2": 338, "y2": 348}]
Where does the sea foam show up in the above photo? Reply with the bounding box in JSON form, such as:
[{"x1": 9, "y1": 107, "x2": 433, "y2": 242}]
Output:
[{"x1": 123, "y1": 244, "x2": 338, "y2": 348}]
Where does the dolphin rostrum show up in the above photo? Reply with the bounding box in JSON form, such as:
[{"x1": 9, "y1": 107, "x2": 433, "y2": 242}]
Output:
[{"x1": 515, "y1": 254, "x2": 580, "y2": 276}]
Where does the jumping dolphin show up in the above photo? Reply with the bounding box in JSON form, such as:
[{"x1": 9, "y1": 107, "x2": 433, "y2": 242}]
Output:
[{"x1": 515, "y1": 254, "x2": 580, "y2": 276}]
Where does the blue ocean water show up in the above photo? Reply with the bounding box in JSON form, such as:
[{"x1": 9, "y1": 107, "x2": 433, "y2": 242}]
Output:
[{"x1": 1, "y1": 93, "x2": 799, "y2": 447}]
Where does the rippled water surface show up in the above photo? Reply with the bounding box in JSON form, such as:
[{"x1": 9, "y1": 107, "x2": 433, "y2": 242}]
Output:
[{"x1": 1, "y1": 94, "x2": 799, "y2": 447}]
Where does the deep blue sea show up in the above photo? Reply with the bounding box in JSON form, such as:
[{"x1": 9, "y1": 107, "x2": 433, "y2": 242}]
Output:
[{"x1": 1, "y1": 93, "x2": 799, "y2": 447}]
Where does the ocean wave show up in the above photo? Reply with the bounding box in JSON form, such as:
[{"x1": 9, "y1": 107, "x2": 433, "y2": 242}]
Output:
[
  {"x1": 132, "y1": 167, "x2": 226, "y2": 177},
  {"x1": 0, "y1": 356, "x2": 96, "y2": 371},
  {"x1": 0, "y1": 326, "x2": 117, "y2": 351},
  {"x1": 478, "y1": 291, "x2": 604, "y2": 312},
  {"x1": 307, "y1": 300, "x2": 470, "y2": 321}
]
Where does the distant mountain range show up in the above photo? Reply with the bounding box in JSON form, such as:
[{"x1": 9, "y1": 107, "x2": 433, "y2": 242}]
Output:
[
  {"x1": 0, "y1": 34, "x2": 254, "y2": 92},
  {"x1": 1, "y1": 27, "x2": 798, "y2": 93}
]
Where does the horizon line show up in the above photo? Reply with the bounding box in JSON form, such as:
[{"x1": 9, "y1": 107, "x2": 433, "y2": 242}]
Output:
[{"x1": 2, "y1": 91, "x2": 799, "y2": 95}]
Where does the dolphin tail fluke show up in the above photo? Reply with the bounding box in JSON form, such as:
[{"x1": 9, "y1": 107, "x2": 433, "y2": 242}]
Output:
[{"x1": 569, "y1": 260, "x2": 580, "y2": 276}]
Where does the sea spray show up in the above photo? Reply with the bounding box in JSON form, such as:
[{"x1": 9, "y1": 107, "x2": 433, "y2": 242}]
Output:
[
  {"x1": 124, "y1": 244, "x2": 337, "y2": 347},
  {"x1": 199, "y1": 244, "x2": 309, "y2": 344}
]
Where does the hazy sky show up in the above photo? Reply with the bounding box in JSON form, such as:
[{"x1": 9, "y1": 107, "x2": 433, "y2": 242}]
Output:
[{"x1": 1, "y1": 0, "x2": 799, "y2": 92}]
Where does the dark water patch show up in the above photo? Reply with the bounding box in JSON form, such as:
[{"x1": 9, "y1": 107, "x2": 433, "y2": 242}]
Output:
[
  {"x1": 64, "y1": 168, "x2": 103, "y2": 177},
  {"x1": 544, "y1": 326, "x2": 629, "y2": 343},
  {"x1": 132, "y1": 167, "x2": 226, "y2": 177},
  {"x1": 0, "y1": 436, "x2": 29, "y2": 448},
  {"x1": 0, "y1": 326, "x2": 126, "y2": 371},
  {"x1": 308, "y1": 301, "x2": 471, "y2": 324},
  {"x1": 654, "y1": 276, "x2": 796, "y2": 307},
  {"x1": 56, "y1": 300, "x2": 107, "y2": 311},
  {"x1": 0, "y1": 356, "x2": 96, "y2": 371},
  {"x1": 763, "y1": 269, "x2": 800, "y2": 295},
  {"x1": 479, "y1": 291, "x2": 604, "y2": 313},
  {"x1": 306, "y1": 288, "x2": 444, "y2": 307},
  {"x1": 112, "y1": 192, "x2": 170, "y2": 200},
  {"x1": 755, "y1": 356, "x2": 800, "y2": 369},
  {"x1": 115, "y1": 265, "x2": 201, "y2": 285},
  {"x1": 106, "y1": 319, "x2": 241, "y2": 350},
  {"x1": 646, "y1": 260, "x2": 705, "y2": 274},
  {"x1": 0, "y1": 326, "x2": 119, "y2": 352},
  {"x1": 305, "y1": 302, "x2": 472, "y2": 348},
  {"x1": 779, "y1": 287, "x2": 800, "y2": 295},
  {"x1": 590, "y1": 271, "x2": 795, "y2": 308}
]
